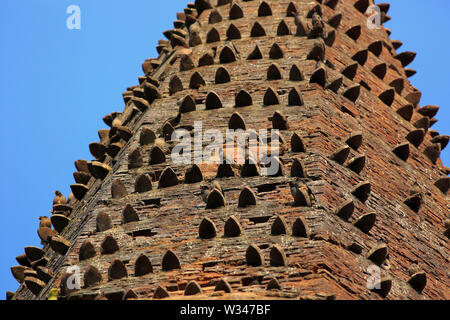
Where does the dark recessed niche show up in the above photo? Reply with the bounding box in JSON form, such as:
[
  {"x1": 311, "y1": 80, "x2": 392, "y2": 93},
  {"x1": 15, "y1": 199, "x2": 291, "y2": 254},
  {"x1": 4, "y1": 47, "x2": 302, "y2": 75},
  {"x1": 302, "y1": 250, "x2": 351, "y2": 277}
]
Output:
[
  {"x1": 248, "y1": 216, "x2": 272, "y2": 224},
  {"x1": 142, "y1": 198, "x2": 161, "y2": 207},
  {"x1": 241, "y1": 276, "x2": 264, "y2": 286},
  {"x1": 127, "y1": 229, "x2": 157, "y2": 238},
  {"x1": 256, "y1": 183, "x2": 278, "y2": 193}
]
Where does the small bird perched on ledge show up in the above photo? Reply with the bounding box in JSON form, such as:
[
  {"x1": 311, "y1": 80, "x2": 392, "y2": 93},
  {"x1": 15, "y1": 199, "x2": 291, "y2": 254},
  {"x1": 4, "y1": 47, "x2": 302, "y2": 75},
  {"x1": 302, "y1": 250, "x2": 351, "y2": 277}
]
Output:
[
  {"x1": 53, "y1": 191, "x2": 66, "y2": 206},
  {"x1": 38, "y1": 216, "x2": 57, "y2": 244},
  {"x1": 310, "y1": 12, "x2": 326, "y2": 39},
  {"x1": 37, "y1": 226, "x2": 57, "y2": 244},
  {"x1": 38, "y1": 216, "x2": 52, "y2": 228}
]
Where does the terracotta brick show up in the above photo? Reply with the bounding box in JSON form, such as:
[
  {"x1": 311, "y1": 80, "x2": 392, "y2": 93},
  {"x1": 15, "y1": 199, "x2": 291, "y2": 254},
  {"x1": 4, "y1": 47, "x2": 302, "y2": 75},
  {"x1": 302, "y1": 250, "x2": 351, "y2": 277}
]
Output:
[{"x1": 12, "y1": 0, "x2": 449, "y2": 300}]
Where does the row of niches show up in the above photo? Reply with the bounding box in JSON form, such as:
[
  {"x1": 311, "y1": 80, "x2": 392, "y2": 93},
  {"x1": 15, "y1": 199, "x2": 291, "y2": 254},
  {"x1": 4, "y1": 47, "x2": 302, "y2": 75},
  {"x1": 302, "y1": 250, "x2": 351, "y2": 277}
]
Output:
[
  {"x1": 203, "y1": 0, "x2": 337, "y2": 24},
  {"x1": 161, "y1": 0, "x2": 341, "y2": 54},
  {"x1": 91, "y1": 206, "x2": 310, "y2": 246},
  {"x1": 61, "y1": 276, "x2": 293, "y2": 300},
  {"x1": 100, "y1": 180, "x2": 376, "y2": 239},
  {"x1": 170, "y1": 86, "x2": 306, "y2": 112},
  {"x1": 180, "y1": 4, "x2": 371, "y2": 52},
  {"x1": 67, "y1": 238, "x2": 314, "y2": 298},
  {"x1": 69, "y1": 204, "x2": 424, "y2": 299},
  {"x1": 115, "y1": 131, "x2": 307, "y2": 194},
  {"x1": 206, "y1": 1, "x2": 301, "y2": 23},
  {"x1": 201, "y1": 19, "x2": 300, "y2": 43},
  {"x1": 131, "y1": 129, "x2": 367, "y2": 176},
  {"x1": 165, "y1": 36, "x2": 406, "y2": 106},
  {"x1": 197, "y1": 0, "x2": 390, "y2": 32},
  {"x1": 173, "y1": 33, "x2": 335, "y2": 74},
  {"x1": 168, "y1": 63, "x2": 307, "y2": 94},
  {"x1": 166, "y1": 74, "x2": 363, "y2": 115},
  {"x1": 176, "y1": 43, "x2": 286, "y2": 73},
  {"x1": 194, "y1": 8, "x2": 344, "y2": 44}
]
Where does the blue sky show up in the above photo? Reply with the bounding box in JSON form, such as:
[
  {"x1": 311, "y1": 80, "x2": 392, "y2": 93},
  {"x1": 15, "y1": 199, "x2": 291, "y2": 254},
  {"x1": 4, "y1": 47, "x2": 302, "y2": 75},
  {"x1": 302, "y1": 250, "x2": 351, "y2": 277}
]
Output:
[{"x1": 0, "y1": 1, "x2": 448, "y2": 299}]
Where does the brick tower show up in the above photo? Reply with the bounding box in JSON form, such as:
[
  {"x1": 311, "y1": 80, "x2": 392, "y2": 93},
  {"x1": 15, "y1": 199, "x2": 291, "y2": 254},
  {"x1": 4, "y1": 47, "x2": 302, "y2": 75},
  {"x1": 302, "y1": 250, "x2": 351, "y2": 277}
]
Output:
[{"x1": 9, "y1": 0, "x2": 449, "y2": 300}]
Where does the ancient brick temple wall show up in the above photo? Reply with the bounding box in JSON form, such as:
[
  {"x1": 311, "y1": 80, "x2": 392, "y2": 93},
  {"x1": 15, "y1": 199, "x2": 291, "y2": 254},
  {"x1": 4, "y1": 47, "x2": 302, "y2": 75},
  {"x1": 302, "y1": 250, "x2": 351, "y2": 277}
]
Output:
[{"x1": 10, "y1": 0, "x2": 449, "y2": 300}]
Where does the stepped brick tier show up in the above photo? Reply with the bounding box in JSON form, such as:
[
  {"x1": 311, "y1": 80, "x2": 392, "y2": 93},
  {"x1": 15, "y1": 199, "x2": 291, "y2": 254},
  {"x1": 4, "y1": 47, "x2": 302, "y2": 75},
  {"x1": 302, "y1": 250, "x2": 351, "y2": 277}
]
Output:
[{"x1": 9, "y1": 0, "x2": 449, "y2": 300}]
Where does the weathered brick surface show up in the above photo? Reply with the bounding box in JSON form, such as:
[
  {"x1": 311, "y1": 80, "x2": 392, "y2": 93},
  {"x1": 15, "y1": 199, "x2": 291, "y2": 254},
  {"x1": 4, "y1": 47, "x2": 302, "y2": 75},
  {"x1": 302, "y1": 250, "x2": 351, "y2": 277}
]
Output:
[{"x1": 12, "y1": 0, "x2": 449, "y2": 300}]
